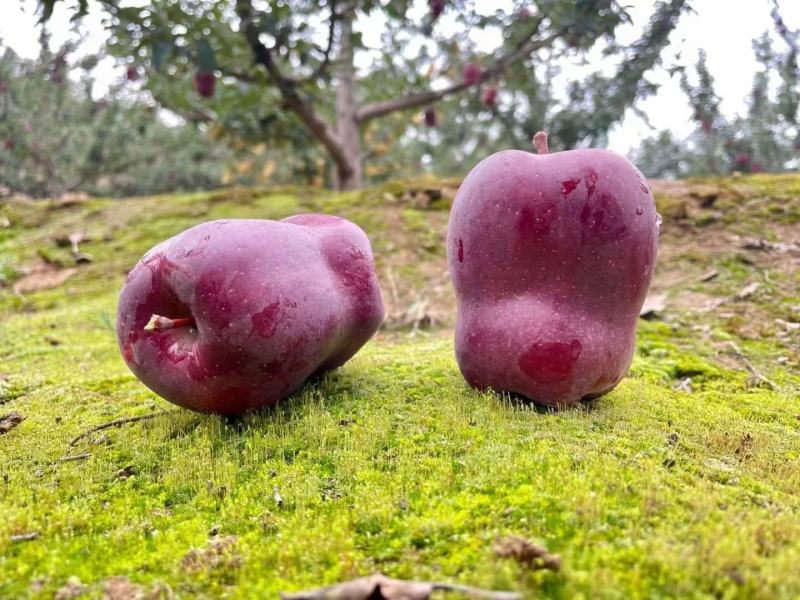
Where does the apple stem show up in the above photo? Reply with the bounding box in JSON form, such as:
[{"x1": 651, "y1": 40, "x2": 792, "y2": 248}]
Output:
[
  {"x1": 144, "y1": 314, "x2": 196, "y2": 332},
  {"x1": 532, "y1": 131, "x2": 549, "y2": 154}
]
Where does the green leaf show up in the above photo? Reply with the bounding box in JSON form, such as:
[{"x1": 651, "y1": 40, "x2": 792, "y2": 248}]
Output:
[
  {"x1": 196, "y1": 38, "x2": 217, "y2": 73},
  {"x1": 152, "y1": 40, "x2": 174, "y2": 72},
  {"x1": 38, "y1": 0, "x2": 56, "y2": 23},
  {"x1": 70, "y1": 0, "x2": 90, "y2": 21}
]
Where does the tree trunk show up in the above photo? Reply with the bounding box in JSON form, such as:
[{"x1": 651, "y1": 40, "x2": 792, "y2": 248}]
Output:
[{"x1": 334, "y1": 11, "x2": 362, "y2": 190}]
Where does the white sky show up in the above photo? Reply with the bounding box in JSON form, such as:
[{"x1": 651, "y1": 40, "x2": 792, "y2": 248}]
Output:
[{"x1": 1, "y1": 0, "x2": 798, "y2": 156}]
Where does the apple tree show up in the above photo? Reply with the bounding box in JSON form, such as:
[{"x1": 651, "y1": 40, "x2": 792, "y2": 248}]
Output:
[
  {"x1": 43, "y1": 0, "x2": 690, "y2": 189},
  {"x1": 0, "y1": 30, "x2": 231, "y2": 198},
  {"x1": 636, "y1": 3, "x2": 799, "y2": 177}
]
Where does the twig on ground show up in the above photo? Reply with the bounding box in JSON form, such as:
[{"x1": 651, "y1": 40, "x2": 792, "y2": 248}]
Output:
[
  {"x1": 280, "y1": 573, "x2": 520, "y2": 600},
  {"x1": 59, "y1": 453, "x2": 91, "y2": 462},
  {"x1": 69, "y1": 411, "x2": 177, "y2": 447},
  {"x1": 726, "y1": 341, "x2": 780, "y2": 391},
  {"x1": 11, "y1": 532, "x2": 40, "y2": 542}
]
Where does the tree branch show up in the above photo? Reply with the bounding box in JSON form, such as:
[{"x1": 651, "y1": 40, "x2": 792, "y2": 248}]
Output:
[
  {"x1": 235, "y1": 0, "x2": 353, "y2": 179},
  {"x1": 301, "y1": 0, "x2": 339, "y2": 84},
  {"x1": 771, "y1": 0, "x2": 799, "y2": 54},
  {"x1": 69, "y1": 411, "x2": 178, "y2": 447},
  {"x1": 356, "y1": 16, "x2": 557, "y2": 123},
  {"x1": 218, "y1": 67, "x2": 264, "y2": 84}
]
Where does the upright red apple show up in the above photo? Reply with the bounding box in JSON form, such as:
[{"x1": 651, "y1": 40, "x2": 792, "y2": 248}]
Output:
[
  {"x1": 482, "y1": 86, "x2": 497, "y2": 107},
  {"x1": 447, "y1": 132, "x2": 659, "y2": 407},
  {"x1": 463, "y1": 63, "x2": 481, "y2": 86},
  {"x1": 194, "y1": 70, "x2": 216, "y2": 98},
  {"x1": 428, "y1": 0, "x2": 445, "y2": 19},
  {"x1": 424, "y1": 107, "x2": 438, "y2": 127},
  {"x1": 117, "y1": 215, "x2": 384, "y2": 414}
]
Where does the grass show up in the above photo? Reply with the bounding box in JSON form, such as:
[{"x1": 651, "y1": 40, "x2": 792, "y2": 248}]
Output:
[{"x1": 1, "y1": 175, "x2": 799, "y2": 599}]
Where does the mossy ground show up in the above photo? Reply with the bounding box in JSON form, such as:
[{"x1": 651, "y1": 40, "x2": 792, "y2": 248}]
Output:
[{"x1": 1, "y1": 175, "x2": 798, "y2": 599}]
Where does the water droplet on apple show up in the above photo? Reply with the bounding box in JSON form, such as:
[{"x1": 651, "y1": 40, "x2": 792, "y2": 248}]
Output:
[{"x1": 636, "y1": 206, "x2": 643, "y2": 215}]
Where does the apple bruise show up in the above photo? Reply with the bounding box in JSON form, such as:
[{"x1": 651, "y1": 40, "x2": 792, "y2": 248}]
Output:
[{"x1": 518, "y1": 339, "x2": 583, "y2": 384}]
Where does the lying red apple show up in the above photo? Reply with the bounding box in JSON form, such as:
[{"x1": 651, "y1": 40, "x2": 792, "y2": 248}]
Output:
[
  {"x1": 447, "y1": 132, "x2": 659, "y2": 407},
  {"x1": 117, "y1": 215, "x2": 384, "y2": 414}
]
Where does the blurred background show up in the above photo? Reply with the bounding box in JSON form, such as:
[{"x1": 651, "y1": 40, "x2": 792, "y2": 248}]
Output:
[{"x1": 0, "y1": 0, "x2": 797, "y2": 198}]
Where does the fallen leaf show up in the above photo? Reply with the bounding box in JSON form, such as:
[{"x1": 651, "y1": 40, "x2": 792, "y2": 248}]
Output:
[
  {"x1": 12, "y1": 265, "x2": 77, "y2": 294},
  {"x1": 0, "y1": 412, "x2": 25, "y2": 434},
  {"x1": 280, "y1": 573, "x2": 520, "y2": 600},
  {"x1": 103, "y1": 576, "x2": 143, "y2": 600},
  {"x1": 699, "y1": 269, "x2": 719, "y2": 282},
  {"x1": 639, "y1": 293, "x2": 667, "y2": 320},
  {"x1": 74, "y1": 252, "x2": 93, "y2": 264},
  {"x1": 734, "y1": 282, "x2": 760, "y2": 301},
  {"x1": 52, "y1": 192, "x2": 89, "y2": 208},
  {"x1": 741, "y1": 238, "x2": 798, "y2": 253},
  {"x1": 115, "y1": 465, "x2": 136, "y2": 480},
  {"x1": 55, "y1": 577, "x2": 87, "y2": 600},
  {"x1": 181, "y1": 535, "x2": 241, "y2": 573},
  {"x1": 492, "y1": 535, "x2": 562, "y2": 571},
  {"x1": 775, "y1": 319, "x2": 800, "y2": 331}
]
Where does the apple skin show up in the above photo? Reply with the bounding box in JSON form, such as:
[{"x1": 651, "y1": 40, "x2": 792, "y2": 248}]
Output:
[
  {"x1": 117, "y1": 215, "x2": 384, "y2": 414},
  {"x1": 447, "y1": 148, "x2": 659, "y2": 407}
]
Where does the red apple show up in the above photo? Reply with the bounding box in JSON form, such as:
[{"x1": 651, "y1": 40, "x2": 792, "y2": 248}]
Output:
[
  {"x1": 482, "y1": 86, "x2": 497, "y2": 107},
  {"x1": 429, "y1": 0, "x2": 445, "y2": 19},
  {"x1": 117, "y1": 215, "x2": 384, "y2": 414},
  {"x1": 734, "y1": 153, "x2": 751, "y2": 168},
  {"x1": 447, "y1": 132, "x2": 659, "y2": 407},
  {"x1": 194, "y1": 71, "x2": 216, "y2": 98},
  {"x1": 424, "y1": 107, "x2": 438, "y2": 127},
  {"x1": 463, "y1": 63, "x2": 481, "y2": 86}
]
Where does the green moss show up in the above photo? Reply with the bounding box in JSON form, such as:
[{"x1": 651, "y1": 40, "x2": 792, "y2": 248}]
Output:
[
  {"x1": 1, "y1": 178, "x2": 799, "y2": 598},
  {"x1": 400, "y1": 209, "x2": 443, "y2": 255}
]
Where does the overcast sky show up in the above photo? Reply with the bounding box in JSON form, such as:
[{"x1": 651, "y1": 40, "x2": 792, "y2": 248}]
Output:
[{"x1": 1, "y1": 1, "x2": 798, "y2": 156}]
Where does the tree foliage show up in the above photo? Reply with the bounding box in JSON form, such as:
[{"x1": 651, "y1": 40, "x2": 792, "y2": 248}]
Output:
[
  {"x1": 43, "y1": 0, "x2": 690, "y2": 189},
  {"x1": 0, "y1": 32, "x2": 230, "y2": 198},
  {"x1": 636, "y1": 4, "x2": 799, "y2": 179}
]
